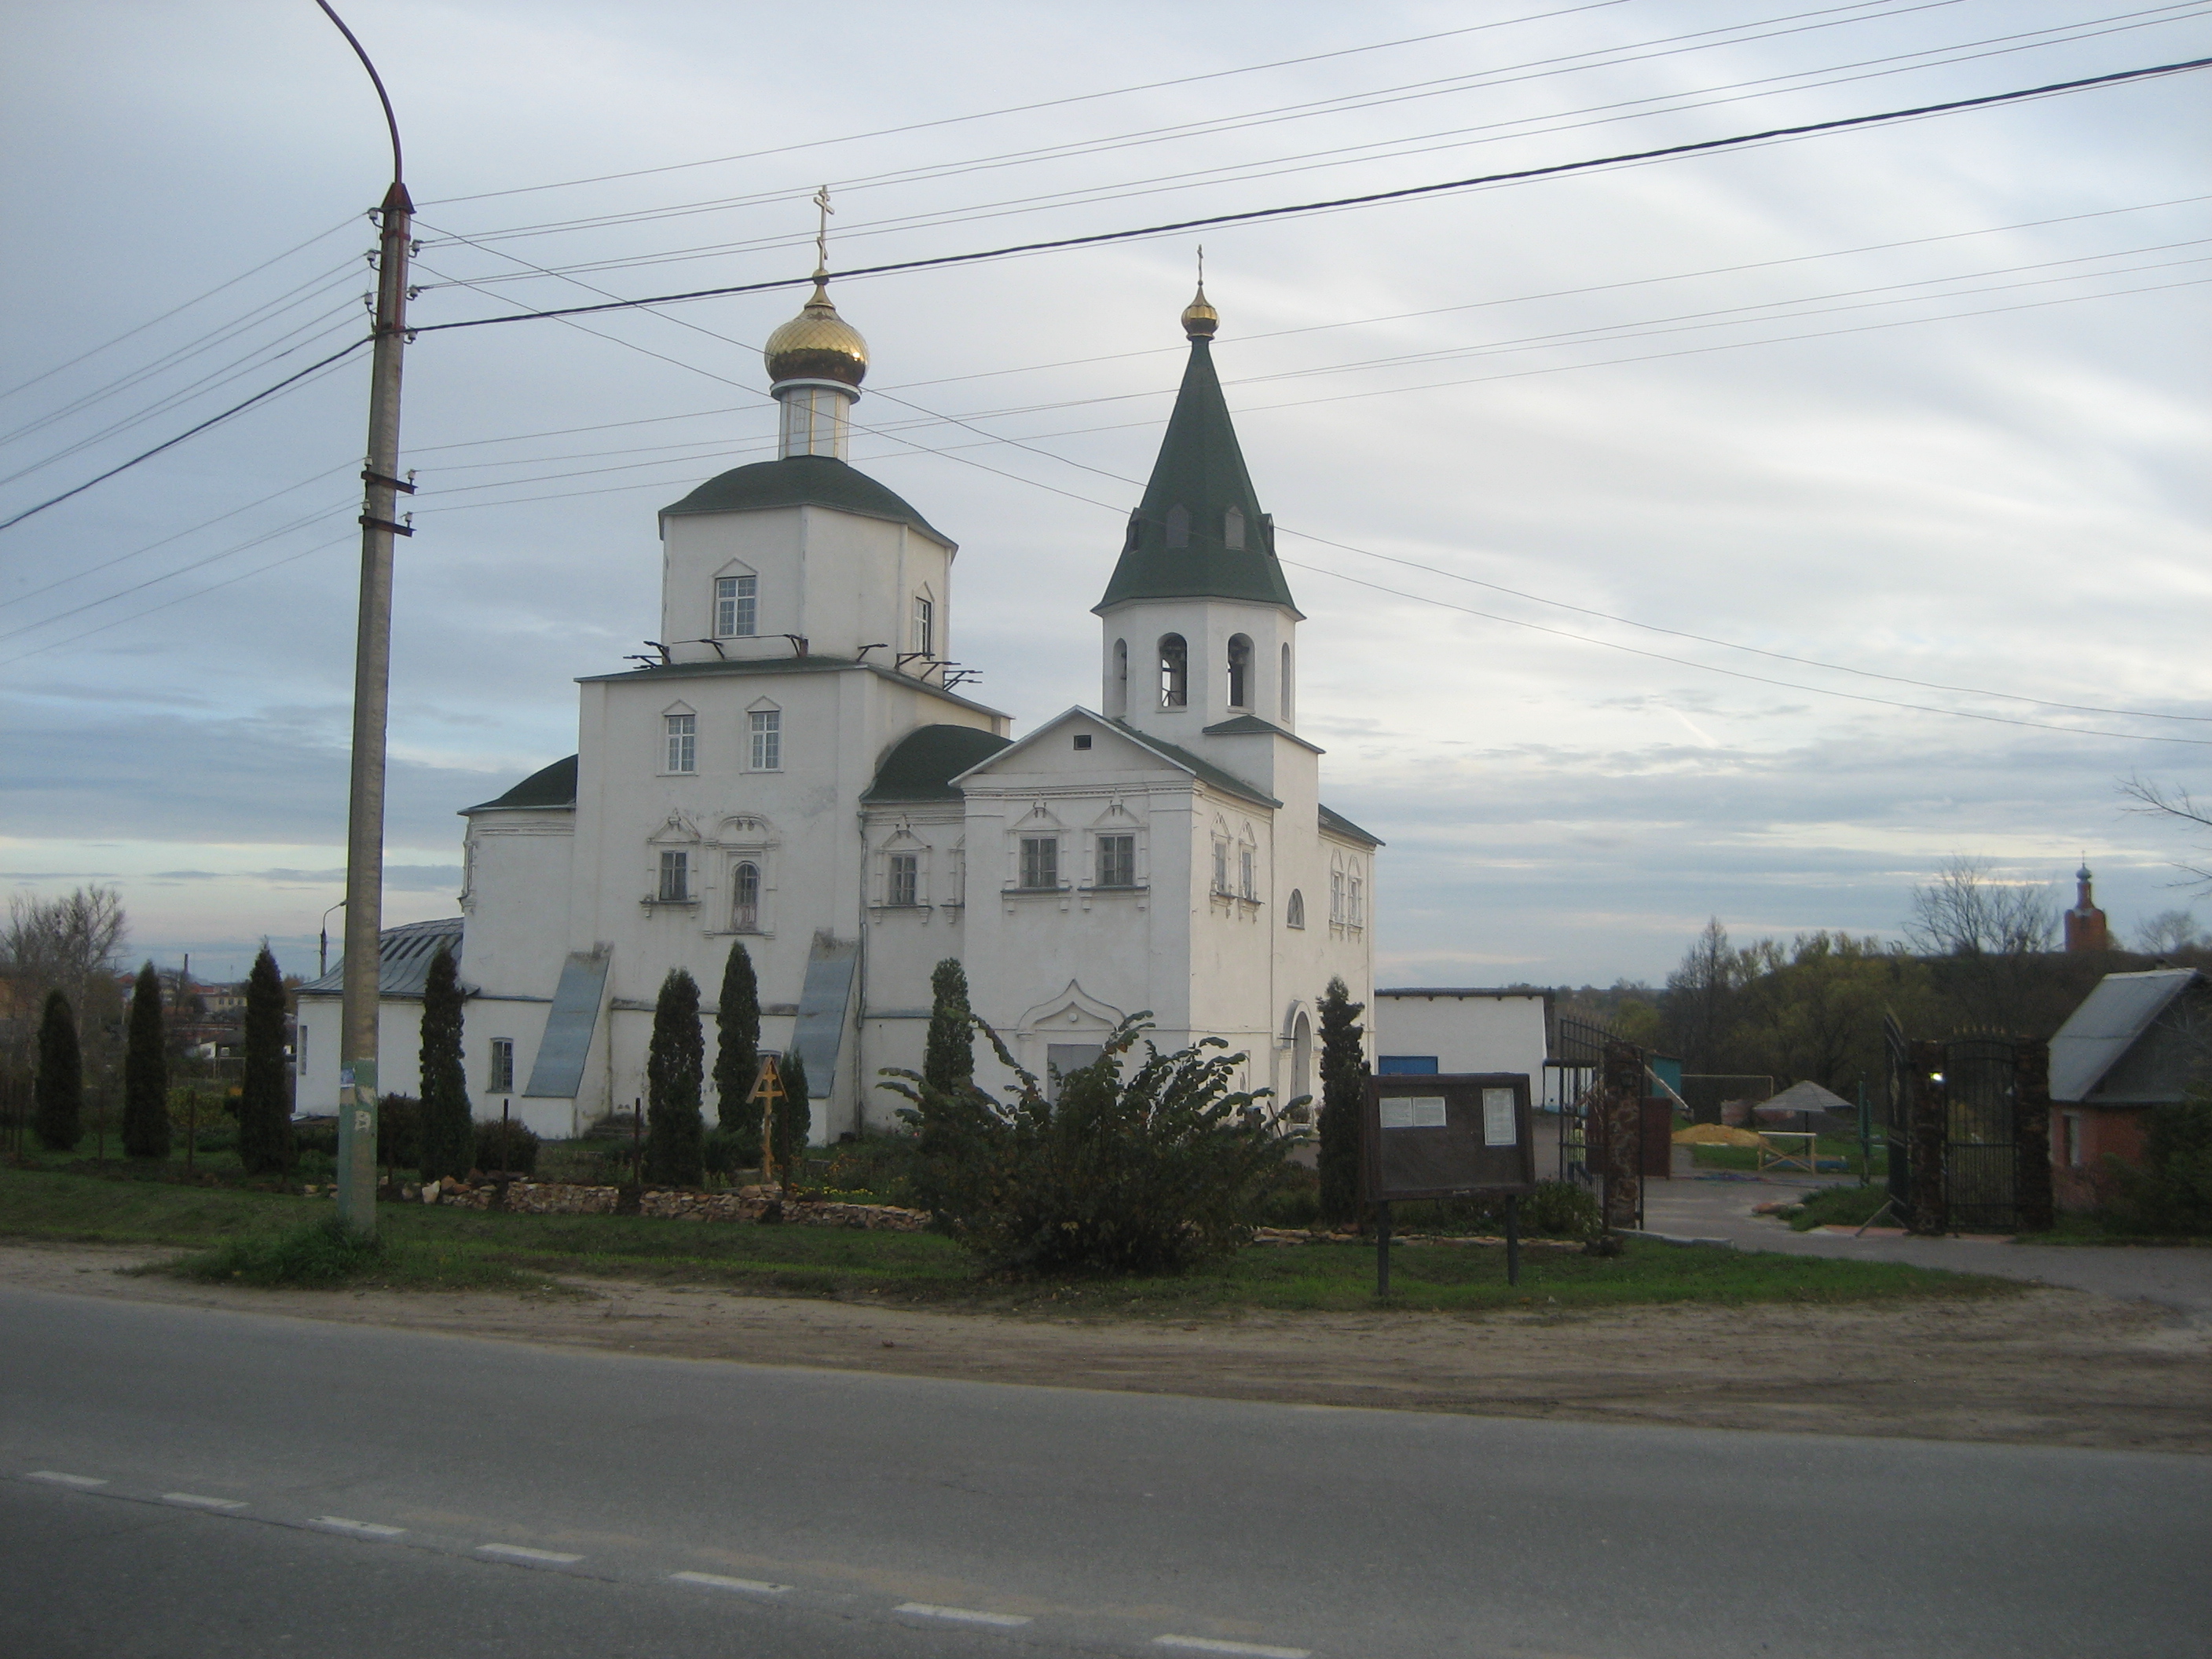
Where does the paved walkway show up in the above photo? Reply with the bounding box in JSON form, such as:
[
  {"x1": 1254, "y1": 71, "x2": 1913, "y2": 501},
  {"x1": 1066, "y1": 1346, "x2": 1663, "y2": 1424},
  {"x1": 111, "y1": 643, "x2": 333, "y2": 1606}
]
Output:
[{"x1": 1640, "y1": 1175, "x2": 2212, "y2": 1315}]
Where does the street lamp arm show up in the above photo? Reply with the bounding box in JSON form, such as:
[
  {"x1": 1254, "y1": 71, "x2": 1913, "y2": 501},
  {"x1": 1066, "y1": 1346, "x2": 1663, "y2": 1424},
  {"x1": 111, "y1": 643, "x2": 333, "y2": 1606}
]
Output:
[{"x1": 313, "y1": 1, "x2": 404, "y2": 185}]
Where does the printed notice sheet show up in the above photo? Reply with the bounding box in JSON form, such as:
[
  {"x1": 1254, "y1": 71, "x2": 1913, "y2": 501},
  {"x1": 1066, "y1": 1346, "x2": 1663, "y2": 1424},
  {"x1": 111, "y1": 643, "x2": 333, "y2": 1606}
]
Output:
[
  {"x1": 1481, "y1": 1087, "x2": 1518, "y2": 1146},
  {"x1": 1381, "y1": 1097, "x2": 1448, "y2": 1130}
]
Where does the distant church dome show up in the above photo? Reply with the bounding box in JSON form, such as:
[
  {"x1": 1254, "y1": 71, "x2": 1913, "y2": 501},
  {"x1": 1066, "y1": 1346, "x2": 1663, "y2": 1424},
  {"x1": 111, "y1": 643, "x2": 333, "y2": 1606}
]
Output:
[
  {"x1": 764, "y1": 280, "x2": 869, "y2": 386},
  {"x1": 1180, "y1": 281, "x2": 1218, "y2": 339}
]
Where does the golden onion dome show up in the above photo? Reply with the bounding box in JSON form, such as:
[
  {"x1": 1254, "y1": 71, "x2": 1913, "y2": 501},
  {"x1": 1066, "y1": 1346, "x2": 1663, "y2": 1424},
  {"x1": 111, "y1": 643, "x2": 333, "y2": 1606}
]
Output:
[
  {"x1": 1181, "y1": 281, "x2": 1218, "y2": 339},
  {"x1": 764, "y1": 279, "x2": 870, "y2": 387}
]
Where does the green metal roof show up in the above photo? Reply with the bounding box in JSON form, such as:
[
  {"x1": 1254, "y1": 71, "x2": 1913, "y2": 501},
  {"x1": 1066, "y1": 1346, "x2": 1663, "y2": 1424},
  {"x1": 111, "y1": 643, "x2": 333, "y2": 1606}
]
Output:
[
  {"x1": 1095, "y1": 337, "x2": 1299, "y2": 615},
  {"x1": 1203, "y1": 712, "x2": 1323, "y2": 753},
  {"x1": 661, "y1": 454, "x2": 952, "y2": 546},
  {"x1": 1319, "y1": 802, "x2": 1383, "y2": 848},
  {"x1": 1106, "y1": 720, "x2": 1280, "y2": 809},
  {"x1": 460, "y1": 754, "x2": 577, "y2": 815},
  {"x1": 862, "y1": 723, "x2": 1013, "y2": 802}
]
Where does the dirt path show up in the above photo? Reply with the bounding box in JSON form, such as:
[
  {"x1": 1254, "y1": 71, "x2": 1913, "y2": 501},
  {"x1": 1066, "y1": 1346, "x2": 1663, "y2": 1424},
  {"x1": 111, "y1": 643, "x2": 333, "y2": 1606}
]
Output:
[{"x1": 6, "y1": 1242, "x2": 2207, "y2": 1452}]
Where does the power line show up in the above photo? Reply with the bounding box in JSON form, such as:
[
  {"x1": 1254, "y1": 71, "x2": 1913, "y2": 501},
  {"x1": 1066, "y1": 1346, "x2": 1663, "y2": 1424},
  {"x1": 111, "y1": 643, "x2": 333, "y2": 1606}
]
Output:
[
  {"x1": 410, "y1": 56, "x2": 2212, "y2": 337},
  {"x1": 0, "y1": 338, "x2": 370, "y2": 534},
  {"x1": 419, "y1": 0, "x2": 1645, "y2": 207}
]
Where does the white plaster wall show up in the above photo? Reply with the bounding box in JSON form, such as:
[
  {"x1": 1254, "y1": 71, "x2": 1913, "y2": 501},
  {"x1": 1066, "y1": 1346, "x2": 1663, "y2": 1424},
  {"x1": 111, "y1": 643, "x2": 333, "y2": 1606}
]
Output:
[
  {"x1": 1372, "y1": 993, "x2": 1549, "y2": 1083},
  {"x1": 292, "y1": 994, "x2": 425, "y2": 1115},
  {"x1": 1100, "y1": 596, "x2": 1298, "y2": 736}
]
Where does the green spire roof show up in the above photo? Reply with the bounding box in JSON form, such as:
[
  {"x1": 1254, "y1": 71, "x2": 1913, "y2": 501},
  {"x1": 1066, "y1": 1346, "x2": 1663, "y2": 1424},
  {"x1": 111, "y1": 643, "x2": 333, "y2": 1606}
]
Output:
[{"x1": 1094, "y1": 307, "x2": 1299, "y2": 615}]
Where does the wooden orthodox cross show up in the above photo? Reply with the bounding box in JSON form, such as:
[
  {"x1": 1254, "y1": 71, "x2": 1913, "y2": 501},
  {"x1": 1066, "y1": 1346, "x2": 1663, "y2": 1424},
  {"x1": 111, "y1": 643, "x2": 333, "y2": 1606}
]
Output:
[{"x1": 748, "y1": 1054, "x2": 786, "y2": 1185}]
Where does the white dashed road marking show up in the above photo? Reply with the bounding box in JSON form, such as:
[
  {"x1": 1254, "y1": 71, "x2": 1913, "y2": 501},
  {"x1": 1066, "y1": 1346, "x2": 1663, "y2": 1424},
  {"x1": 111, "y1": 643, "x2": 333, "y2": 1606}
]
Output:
[
  {"x1": 894, "y1": 1602, "x2": 1034, "y2": 1628},
  {"x1": 313, "y1": 1517, "x2": 405, "y2": 1538},
  {"x1": 27, "y1": 1471, "x2": 106, "y2": 1488},
  {"x1": 1153, "y1": 1639, "x2": 1311, "y2": 1659},
  {"x1": 669, "y1": 1572, "x2": 793, "y2": 1595},
  {"x1": 478, "y1": 1544, "x2": 585, "y2": 1566},
  {"x1": 163, "y1": 1492, "x2": 247, "y2": 1510}
]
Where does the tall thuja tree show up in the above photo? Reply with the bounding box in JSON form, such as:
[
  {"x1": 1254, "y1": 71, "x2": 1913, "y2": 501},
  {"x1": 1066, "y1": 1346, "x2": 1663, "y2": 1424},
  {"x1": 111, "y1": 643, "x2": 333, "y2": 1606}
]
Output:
[
  {"x1": 236, "y1": 945, "x2": 294, "y2": 1175},
  {"x1": 888, "y1": 957, "x2": 990, "y2": 1219},
  {"x1": 922, "y1": 958, "x2": 974, "y2": 1098},
  {"x1": 644, "y1": 968, "x2": 705, "y2": 1186},
  {"x1": 121, "y1": 961, "x2": 170, "y2": 1160},
  {"x1": 417, "y1": 945, "x2": 472, "y2": 1180},
  {"x1": 712, "y1": 940, "x2": 760, "y2": 1135},
  {"x1": 772, "y1": 1048, "x2": 811, "y2": 1181},
  {"x1": 32, "y1": 990, "x2": 82, "y2": 1152},
  {"x1": 1316, "y1": 976, "x2": 1367, "y2": 1225}
]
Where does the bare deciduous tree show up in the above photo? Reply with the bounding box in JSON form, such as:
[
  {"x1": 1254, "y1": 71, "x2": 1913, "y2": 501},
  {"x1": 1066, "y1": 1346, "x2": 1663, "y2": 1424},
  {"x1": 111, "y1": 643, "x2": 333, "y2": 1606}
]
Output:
[
  {"x1": 4, "y1": 886, "x2": 128, "y2": 1009},
  {"x1": 1905, "y1": 856, "x2": 2054, "y2": 958},
  {"x1": 2121, "y1": 775, "x2": 2212, "y2": 892},
  {"x1": 2134, "y1": 909, "x2": 2206, "y2": 955}
]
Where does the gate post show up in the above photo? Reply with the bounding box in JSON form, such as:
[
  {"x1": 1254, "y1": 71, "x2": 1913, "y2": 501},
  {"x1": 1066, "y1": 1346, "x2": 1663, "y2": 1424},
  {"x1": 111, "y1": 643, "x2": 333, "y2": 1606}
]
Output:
[
  {"x1": 2014, "y1": 1040, "x2": 2055, "y2": 1233},
  {"x1": 1907, "y1": 1039, "x2": 1947, "y2": 1236},
  {"x1": 1599, "y1": 1039, "x2": 1643, "y2": 1233}
]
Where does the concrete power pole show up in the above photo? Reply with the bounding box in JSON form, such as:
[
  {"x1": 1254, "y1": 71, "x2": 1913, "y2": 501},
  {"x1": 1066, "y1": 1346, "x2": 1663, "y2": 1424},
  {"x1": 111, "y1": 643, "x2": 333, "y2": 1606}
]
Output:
[{"x1": 320, "y1": 2, "x2": 412, "y2": 1239}]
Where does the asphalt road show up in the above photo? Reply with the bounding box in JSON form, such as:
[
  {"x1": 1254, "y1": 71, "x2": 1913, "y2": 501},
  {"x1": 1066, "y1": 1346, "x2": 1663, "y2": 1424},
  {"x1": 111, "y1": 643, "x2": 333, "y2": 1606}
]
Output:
[
  {"x1": 2, "y1": 1286, "x2": 2206, "y2": 1659},
  {"x1": 1643, "y1": 1176, "x2": 2212, "y2": 1313}
]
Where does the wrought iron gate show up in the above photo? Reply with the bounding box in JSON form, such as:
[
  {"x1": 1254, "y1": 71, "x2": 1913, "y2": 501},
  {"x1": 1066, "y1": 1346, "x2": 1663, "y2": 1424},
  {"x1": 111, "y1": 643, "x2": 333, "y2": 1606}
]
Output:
[
  {"x1": 1943, "y1": 1036, "x2": 2020, "y2": 1232},
  {"x1": 1882, "y1": 1013, "x2": 1911, "y2": 1213}
]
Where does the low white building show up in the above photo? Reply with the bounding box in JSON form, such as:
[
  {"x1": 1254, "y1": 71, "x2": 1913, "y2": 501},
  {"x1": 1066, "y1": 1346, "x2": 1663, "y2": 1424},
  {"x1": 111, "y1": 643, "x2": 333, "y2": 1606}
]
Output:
[
  {"x1": 1372, "y1": 987, "x2": 1551, "y2": 1086},
  {"x1": 299, "y1": 276, "x2": 1379, "y2": 1140}
]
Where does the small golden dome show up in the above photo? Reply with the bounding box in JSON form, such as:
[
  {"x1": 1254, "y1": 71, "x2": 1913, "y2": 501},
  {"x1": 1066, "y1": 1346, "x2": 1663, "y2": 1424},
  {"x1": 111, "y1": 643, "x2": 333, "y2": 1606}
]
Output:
[
  {"x1": 1181, "y1": 282, "x2": 1218, "y2": 340},
  {"x1": 764, "y1": 280, "x2": 869, "y2": 387}
]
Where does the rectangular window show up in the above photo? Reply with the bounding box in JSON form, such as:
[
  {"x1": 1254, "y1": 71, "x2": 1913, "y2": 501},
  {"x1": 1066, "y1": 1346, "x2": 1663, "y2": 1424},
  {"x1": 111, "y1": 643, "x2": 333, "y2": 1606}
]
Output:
[
  {"x1": 714, "y1": 573, "x2": 757, "y2": 637},
  {"x1": 1239, "y1": 845, "x2": 1255, "y2": 900},
  {"x1": 665, "y1": 712, "x2": 695, "y2": 774},
  {"x1": 2064, "y1": 1112, "x2": 2085, "y2": 1167},
  {"x1": 888, "y1": 852, "x2": 918, "y2": 907},
  {"x1": 749, "y1": 709, "x2": 781, "y2": 771},
  {"x1": 1097, "y1": 833, "x2": 1136, "y2": 888},
  {"x1": 1212, "y1": 839, "x2": 1230, "y2": 896},
  {"x1": 1020, "y1": 836, "x2": 1058, "y2": 890},
  {"x1": 489, "y1": 1037, "x2": 515, "y2": 1093},
  {"x1": 911, "y1": 595, "x2": 933, "y2": 656},
  {"x1": 657, "y1": 848, "x2": 690, "y2": 903},
  {"x1": 1330, "y1": 870, "x2": 1345, "y2": 924},
  {"x1": 1350, "y1": 876, "x2": 1364, "y2": 926}
]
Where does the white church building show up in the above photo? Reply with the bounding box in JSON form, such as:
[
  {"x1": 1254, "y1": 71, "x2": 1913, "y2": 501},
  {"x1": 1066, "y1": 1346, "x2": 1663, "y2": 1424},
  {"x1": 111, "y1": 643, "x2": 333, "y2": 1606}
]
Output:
[{"x1": 298, "y1": 276, "x2": 1379, "y2": 1142}]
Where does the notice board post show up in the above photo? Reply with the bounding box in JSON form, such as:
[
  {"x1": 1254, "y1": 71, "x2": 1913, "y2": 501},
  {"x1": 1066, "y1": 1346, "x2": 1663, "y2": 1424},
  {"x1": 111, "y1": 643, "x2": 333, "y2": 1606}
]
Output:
[{"x1": 1363, "y1": 1073, "x2": 1536, "y2": 1294}]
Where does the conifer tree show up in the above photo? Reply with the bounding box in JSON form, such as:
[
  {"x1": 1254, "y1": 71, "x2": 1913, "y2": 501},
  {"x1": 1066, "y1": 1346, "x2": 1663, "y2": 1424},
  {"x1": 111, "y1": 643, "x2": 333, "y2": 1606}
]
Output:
[
  {"x1": 773, "y1": 1047, "x2": 811, "y2": 1179},
  {"x1": 712, "y1": 940, "x2": 760, "y2": 1133},
  {"x1": 644, "y1": 968, "x2": 705, "y2": 1186},
  {"x1": 1316, "y1": 976, "x2": 1368, "y2": 1225},
  {"x1": 417, "y1": 944, "x2": 472, "y2": 1180},
  {"x1": 921, "y1": 958, "x2": 974, "y2": 1099},
  {"x1": 32, "y1": 989, "x2": 82, "y2": 1152},
  {"x1": 236, "y1": 945, "x2": 293, "y2": 1175},
  {"x1": 121, "y1": 961, "x2": 170, "y2": 1160}
]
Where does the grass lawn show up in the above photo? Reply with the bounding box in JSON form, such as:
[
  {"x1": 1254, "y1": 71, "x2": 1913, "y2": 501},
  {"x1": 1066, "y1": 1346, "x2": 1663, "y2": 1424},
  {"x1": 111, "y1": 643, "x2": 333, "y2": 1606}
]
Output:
[
  {"x1": 1691, "y1": 1133, "x2": 1879, "y2": 1177},
  {"x1": 0, "y1": 1164, "x2": 2014, "y2": 1314}
]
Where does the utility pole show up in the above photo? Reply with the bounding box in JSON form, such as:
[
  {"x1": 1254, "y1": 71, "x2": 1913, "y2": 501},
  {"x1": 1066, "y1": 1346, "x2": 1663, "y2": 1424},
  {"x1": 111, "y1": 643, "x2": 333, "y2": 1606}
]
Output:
[{"x1": 320, "y1": 1, "x2": 411, "y2": 1239}]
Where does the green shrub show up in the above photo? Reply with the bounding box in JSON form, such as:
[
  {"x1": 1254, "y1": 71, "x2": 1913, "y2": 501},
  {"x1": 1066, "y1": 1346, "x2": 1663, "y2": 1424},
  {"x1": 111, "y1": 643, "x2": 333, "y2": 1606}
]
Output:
[
  {"x1": 33, "y1": 991, "x2": 82, "y2": 1152},
  {"x1": 1784, "y1": 1184, "x2": 1895, "y2": 1231},
  {"x1": 375, "y1": 1095, "x2": 422, "y2": 1170},
  {"x1": 645, "y1": 969, "x2": 705, "y2": 1187},
  {"x1": 885, "y1": 1016, "x2": 1285, "y2": 1276},
  {"x1": 179, "y1": 1217, "x2": 383, "y2": 1286},
  {"x1": 1389, "y1": 1181, "x2": 1599, "y2": 1239},
  {"x1": 819, "y1": 1131, "x2": 921, "y2": 1206},
  {"x1": 1251, "y1": 1163, "x2": 1322, "y2": 1227},
  {"x1": 236, "y1": 947, "x2": 292, "y2": 1174},
  {"x1": 2104, "y1": 1093, "x2": 2212, "y2": 1236},
  {"x1": 417, "y1": 946, "x2": 473, "y2": 1182},
  {"x1": 474, "y1": 1117, "x2": 539, "y2": 1175},
  {"x1": 122, "y1": 962, "x2": 169, "y2": 1161}
]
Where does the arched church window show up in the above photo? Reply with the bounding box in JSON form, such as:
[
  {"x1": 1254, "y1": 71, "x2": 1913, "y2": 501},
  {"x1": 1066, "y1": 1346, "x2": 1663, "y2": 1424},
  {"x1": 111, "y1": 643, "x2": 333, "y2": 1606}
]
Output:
[
  {"x1": 1111, "y1": 638, "x2": 1128, "y2": 717},
  {"x1": 1158, "y1": 635, "x2": 1188, "y2": 709},
  {"x1": 1286, "y1": 889, "x2": 1306, "y2": 928},
  {"x1": 732, "y1": 861, "x2": 761, "y2": 932},
  {"x1": 1226, "y1": 635, "x2": 1252, "y2": 709},
  {"x1": 1280, "y1": 643, "x2": 1293, "y2": 721},
  {"x1": 1224, "y1": 506, "x2": 1245, "y2": 549},
  {"x1": 1165, "y1": 504, "x2": 1190, "y2": 549}
]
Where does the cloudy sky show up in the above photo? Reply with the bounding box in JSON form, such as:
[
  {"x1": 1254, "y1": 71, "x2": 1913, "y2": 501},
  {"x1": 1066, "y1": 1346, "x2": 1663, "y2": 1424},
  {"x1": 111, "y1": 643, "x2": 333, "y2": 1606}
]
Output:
[{"x1": 2, "y1": 0, "x2": 2207, "y2": 986}]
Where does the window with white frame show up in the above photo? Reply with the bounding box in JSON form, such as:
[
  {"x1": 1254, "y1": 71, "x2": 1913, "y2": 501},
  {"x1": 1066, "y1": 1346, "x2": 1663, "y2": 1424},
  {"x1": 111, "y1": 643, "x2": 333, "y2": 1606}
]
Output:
[
  {"x1": 749, "y1": 709, "x2": 781, "y2": 771},
  {"x1": 714, "y1": 573, "x2": 757, "y2": 637},
  {"x1": 1212, "y1": 838, "x2": 1230, "y2": 896},
  {"x1": 488, "y1": 1038, "x2": 515, "y2": 1093},
  {"x1": 1350, "y1": 872, "x2": 1365, "y2": 926},
  {"x1": 888, "y1": 851, "x2": 919, "y2": 906},
  {"x1": 1240, "y1": 844, "x2": 1255, "y2": 900},
  {"x1": 665, "y1": 712, "x2": 695, "y2": 774},
  {"x1": 1097, "y1": 833, "x2": 1135, "y2": 888},
  {"x1": 1020, "y1": 836, "x2": 1058, "y2": 890},
  {"x1": 911, "y1": 595, "x2": 933, "y2": 657},
  {"x1": 1329, "y1": 869, "x2": 1345, "y2": 924},
  {"x1": 1286, "y1": 888, "x2": 1306, "y2": 928},
  {"x1": 658, "y1": 848, "x2": 690, "y2": 903},
  {"x1": 731, "y1": 859, "x2": 762, "y2": 931}
]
